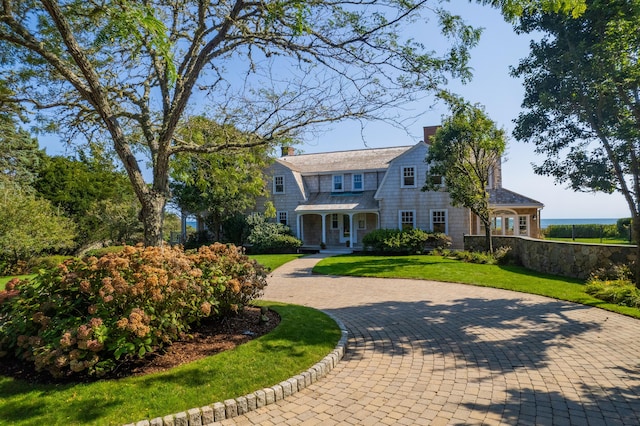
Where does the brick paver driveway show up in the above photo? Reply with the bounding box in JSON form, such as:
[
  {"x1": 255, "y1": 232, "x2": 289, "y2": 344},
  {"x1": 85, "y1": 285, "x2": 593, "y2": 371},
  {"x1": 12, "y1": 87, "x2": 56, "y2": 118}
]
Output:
[{"x1": 220, "y1": 254, "x2": 640, "y2": 425}]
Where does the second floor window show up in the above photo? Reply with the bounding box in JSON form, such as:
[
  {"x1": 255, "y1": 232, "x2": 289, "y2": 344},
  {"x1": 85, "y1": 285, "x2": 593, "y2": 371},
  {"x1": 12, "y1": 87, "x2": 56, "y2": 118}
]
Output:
[
  {"x1": 402, "y1": 166, "x2": 415, "y2": 187},
  {"x1": 352, "y1": 174, "x2": 363, "y2": 191},
  {"x1": 274, "y1": 176, "x2": 284, "y2": 193},
  {"x1": 333, "y1": 175, "x2": 343, "y2": 191}
]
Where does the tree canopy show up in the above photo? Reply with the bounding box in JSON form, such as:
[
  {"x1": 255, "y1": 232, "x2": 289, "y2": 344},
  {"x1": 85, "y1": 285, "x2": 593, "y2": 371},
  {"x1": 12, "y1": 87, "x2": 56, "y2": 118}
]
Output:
[
  {"x1": 0, "y1": 0, "x2": 586, "y2": 246},
  {"x1": 34, "y1": 153, "x2": 139, "y2": 246},
  {"x1": 0, "y1": 183, "x2": 76, "y2": 268},
  {"x1": 170, "y1": 117, "x2": 271, "y2": 241},
  {"x1": 423, "y1": 95, "x2": 506, "y2": 252},
  {"x1": 511, "y1": 0, "x2": 640, "y2": 280}
]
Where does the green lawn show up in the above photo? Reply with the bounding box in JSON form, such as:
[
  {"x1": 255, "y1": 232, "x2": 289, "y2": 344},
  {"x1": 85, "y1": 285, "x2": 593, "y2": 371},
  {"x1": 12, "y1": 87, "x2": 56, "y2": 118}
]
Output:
[
  {"x1": 249, "y1": 253, "x2": 305, "y2": 271},
  {"x1": 544, "y1": 237, "x2": 634, "y2": 245},
  {"x1": 0, "y1": 301, "x2": 341, "y2": 426},
  {"x1": 0, "y1": 274, "x2": 34, "y2": 290},
  {"x1": 313, "y1": 254, "x2": 640, "y2": 319}
]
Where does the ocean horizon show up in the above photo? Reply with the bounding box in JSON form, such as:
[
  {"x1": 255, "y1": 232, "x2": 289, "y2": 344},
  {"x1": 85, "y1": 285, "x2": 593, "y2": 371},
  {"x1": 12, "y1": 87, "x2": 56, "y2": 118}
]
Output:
[{"x1": 540, "y1": 218, "x2": 620, "y2": 229}]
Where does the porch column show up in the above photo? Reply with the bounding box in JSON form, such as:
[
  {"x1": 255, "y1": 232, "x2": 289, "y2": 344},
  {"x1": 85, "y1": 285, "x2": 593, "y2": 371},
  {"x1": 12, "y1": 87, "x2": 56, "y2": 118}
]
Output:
[
  {"x1": 321, "y1": 213, "x2": 327, "y2": 245},
  {"x1": 180, "y1": 210, "x2": 187, "y2": 242},
  {"x1": 349, "y1": 212, "x2": 355, "y2": 248},
  {"x1": 297, "y1": 214, "x2": 302, "y2": 241}
]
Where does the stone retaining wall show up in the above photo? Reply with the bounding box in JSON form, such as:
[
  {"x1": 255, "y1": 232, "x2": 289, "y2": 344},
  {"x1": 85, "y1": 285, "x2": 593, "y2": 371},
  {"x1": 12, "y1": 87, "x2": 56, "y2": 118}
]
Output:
[{"x1": 464, "y1": 235, "x2": 637, "y2": 280}]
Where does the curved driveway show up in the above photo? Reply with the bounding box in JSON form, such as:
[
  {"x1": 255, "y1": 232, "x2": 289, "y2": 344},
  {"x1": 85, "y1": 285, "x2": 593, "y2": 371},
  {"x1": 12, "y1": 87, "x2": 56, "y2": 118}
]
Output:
[{"x1": 220, "y1": 254, "x2": 640, "y2": 425}]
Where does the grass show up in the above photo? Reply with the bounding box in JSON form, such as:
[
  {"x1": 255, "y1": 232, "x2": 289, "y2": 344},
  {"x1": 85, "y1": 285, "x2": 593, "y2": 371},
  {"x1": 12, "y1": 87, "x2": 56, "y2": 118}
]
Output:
[
  {"x1": 0, "y1": 301, "x2": 342, "y2": 426},
  {"x1": 544, "y1": 237, "x2": 634, "y2": 245},
  {"x1": 249, "y1": 253, "x2": 305, "y2": 271},
  {"x1": 313, "y1": 254, "x2": 640, "y2": 319},
  {"x1": 0, "y1": 274, "x2": 34, "y2": 290}
]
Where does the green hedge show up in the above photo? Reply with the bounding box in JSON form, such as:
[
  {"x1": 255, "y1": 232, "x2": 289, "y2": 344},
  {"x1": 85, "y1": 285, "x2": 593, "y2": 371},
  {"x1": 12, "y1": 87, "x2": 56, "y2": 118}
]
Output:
[
  {"x1": 362, "y1": 228, "x2": 451, "y2": 255},
  {"x1": 544, "y1": 224, "x2": 619, "y2": 239}
]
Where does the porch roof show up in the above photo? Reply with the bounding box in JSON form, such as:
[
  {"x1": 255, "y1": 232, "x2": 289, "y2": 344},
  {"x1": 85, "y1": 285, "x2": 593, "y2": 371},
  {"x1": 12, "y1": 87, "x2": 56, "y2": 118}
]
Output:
[
  {"x1": 489, "y1": 187, "x2": 544, "y2": 209},
  {"x1": 295, "y1": 190, "x2": 379, "y2": 213}
]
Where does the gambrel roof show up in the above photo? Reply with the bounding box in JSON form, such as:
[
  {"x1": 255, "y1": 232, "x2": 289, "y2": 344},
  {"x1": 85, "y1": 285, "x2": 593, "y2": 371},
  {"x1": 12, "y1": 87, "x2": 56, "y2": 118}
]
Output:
[{"x1": 275, "y1": 145, "x2": 413, "y2": 173}]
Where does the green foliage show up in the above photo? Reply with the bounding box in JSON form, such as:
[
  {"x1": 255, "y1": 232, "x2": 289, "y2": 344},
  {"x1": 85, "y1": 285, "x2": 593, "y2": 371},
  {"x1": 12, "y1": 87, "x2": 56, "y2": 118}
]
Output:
[
  {"x1": 585, "y1": 276, "x2": 640, "y2": 308},
  {"x1": 0, "y1": 302, "x2": 340, "y2": 425},
  {"x1": 617, "y1": 218, "x2": 633, "y2": 240},
  {"x1": 82, "y1": 246, "x2": 125, "y2": 258},
  {"x1": 479, "y1": 0, "x2": 586, "y2": 21},
  {"x1": 245, "y1": 214, "x2": 302, "y2": 254},
  {"x1": 0, "y1": 244, "x2": 267, "y2": 379},
  {"x1": 447, "y1": 246, "x2": 511, "y2": 265},
  {"x1": 544, "y1": 224, "x2": 619, "y2": 239},
  {"x1": 423, "y1": 93, "x2": 506, "y2": 252},
  {"x1": 27, "y1": 255, "x2": 75, "y2": 272},
  {"x1": 362, "y1": 228, "x2": 452, "y2": 255},
  {"x1": 0, "y1": 185, "x2": 76, "y2": 270},
  {"x1": 512, "y1": 1, "x2": 640, "y2": 233},
  {"x1": 34, "y1": 154, "x2": 140, "y2": 246},
  {"x1": 170, "y1": 118, "x2": 271, "y2": 241}
]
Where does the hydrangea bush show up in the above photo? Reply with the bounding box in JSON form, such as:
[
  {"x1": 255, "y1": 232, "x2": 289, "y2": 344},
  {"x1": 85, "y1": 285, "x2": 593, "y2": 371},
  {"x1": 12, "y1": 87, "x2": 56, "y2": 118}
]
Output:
[{"x1": 0, "y1": 243, "x2": 267, "y2": 379}]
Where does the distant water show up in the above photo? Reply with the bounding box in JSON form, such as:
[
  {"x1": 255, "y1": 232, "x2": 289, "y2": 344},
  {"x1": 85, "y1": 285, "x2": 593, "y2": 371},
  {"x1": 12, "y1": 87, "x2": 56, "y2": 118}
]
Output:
[{"x1": 541, "y1": 218, "x2": 619, "y2": 229}]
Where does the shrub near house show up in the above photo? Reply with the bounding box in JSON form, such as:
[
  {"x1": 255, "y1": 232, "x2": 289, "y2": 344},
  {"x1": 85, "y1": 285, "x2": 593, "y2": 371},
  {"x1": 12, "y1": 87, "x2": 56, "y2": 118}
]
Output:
[
  {"x1": 0, "y1": 244, "x2": 267, "y2": 379},
  {"x1": 362, "y1": 228, "x2": 451, "y2": 255}
]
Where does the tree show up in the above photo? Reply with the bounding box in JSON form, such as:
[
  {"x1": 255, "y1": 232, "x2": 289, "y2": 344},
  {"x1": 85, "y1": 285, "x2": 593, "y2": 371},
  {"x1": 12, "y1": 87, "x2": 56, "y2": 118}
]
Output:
[
  {"x1": 0, "y1": 183, "x2": 76, "y2": 269},
  {"x1": 511, "y1": 0, "x2": 640, "y2": 282},
  {"x1": 34, "y1": 154, "x2": 140, "y2": 246},
  {"x1": 0, "y1": 0, "x2": 585, "y2": 246},
  {"x1": 423, "y1": 95, "x2": 506, "y2": 253},
  {"x1": 0, "y1": 82, "x2": 44, "y2": 187},
  {"x1": 170, "y1": 118, "x2": 271, "y2": 241}
]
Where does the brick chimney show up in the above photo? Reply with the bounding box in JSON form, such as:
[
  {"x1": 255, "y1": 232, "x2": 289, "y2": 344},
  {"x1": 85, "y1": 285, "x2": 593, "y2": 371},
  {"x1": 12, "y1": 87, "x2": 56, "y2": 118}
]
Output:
[
  {"x1": 423, "y1": 126, "x2": 439, "y2": 144},
  {"x1": 281, "y1": 146, "x2": 295, "y2": 157}
]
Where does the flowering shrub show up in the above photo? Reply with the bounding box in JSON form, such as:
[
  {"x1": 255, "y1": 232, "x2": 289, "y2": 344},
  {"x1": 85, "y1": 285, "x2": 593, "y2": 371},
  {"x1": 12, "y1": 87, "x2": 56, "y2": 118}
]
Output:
[{"x1": 0, "y1": 244, "x2": 267, "y2": 379}]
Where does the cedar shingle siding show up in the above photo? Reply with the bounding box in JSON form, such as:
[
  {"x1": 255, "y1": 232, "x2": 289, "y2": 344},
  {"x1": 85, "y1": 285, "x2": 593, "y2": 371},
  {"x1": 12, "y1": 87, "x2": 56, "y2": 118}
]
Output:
[{"x1": 257, "y1": 130, "x2": 544, "y2": 249}]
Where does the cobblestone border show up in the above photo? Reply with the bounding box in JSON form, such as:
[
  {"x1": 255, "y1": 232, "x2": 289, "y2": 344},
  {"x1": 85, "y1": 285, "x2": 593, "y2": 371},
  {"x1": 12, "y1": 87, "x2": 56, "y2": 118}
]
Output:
[{"x1": 124, "y1": 312, "x2": 348, "y2": 426}]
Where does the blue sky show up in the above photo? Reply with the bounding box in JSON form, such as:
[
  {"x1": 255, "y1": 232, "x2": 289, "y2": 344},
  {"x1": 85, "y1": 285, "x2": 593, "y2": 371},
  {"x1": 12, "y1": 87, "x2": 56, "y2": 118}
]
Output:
[{"x1": 301, "y1": 2, "x2": 629, "y2": 219}]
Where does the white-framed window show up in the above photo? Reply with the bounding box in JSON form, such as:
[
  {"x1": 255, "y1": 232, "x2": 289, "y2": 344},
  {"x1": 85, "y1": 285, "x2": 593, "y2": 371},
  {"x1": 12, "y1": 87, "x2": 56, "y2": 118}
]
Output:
[
  {"x1": 518, "y1": 216, "x2": 528, "y2": 236},
  {"x1": 278, "y1": 211, "x2": 288, "y2": 226},
  {"x1": 358, "y1": 215, "x2": 366, "y2": 230},
  {"x1": 333, "y1": 175, "x2": 344, "y2": 192},
  {"x1": 431, "y1": 210, "x2": 448, "y2": 234},
  {"x1": 401, "y1": 166, "x2": 416, "y2": 188},
  {"x1": 273, "y1": 175, "x2": 284, "y2": 194},
  {"x1": 331, "y1": 213, "x2": 339, "y2": 229},
  {"x1": 352, "y1": 174, "x2": 363, "y2": 191},
  {"x1": 399, "y1": 210, "x2": 415, "y2": 230},
  {"x1": 427, "y1": 174, "x2": 444, "y2": 187}
]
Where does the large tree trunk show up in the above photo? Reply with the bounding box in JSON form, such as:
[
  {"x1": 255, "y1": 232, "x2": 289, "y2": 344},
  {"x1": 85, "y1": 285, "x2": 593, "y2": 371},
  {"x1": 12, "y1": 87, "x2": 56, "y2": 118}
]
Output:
[
  {"x1": 484, "y1": 223, "x2": 493, "y2": 254},
  {"x1": 139, "y1": 191, "x2": 167, "y2": 247}
]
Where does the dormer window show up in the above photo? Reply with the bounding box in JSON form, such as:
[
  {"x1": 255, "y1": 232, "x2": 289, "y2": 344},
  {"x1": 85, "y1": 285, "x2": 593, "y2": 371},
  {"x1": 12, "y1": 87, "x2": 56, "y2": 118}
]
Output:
[
  {"x1": 333, "y1": 175, "x2": 343, "y2": 192},
  {"x1": 401, "y1": 166, "x2": 416, "y2": 188},
  {"x1": 273, "y1": 175, "x2": 284, "y2": 194},
  {"x1": 352, "y1": 174, "x2": 363, "y2": 191}
]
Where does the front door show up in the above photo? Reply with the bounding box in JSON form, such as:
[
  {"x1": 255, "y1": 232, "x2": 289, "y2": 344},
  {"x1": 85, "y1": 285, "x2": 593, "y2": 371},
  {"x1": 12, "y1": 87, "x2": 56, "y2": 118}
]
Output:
[{"x1": 340, "y1": 215, "x2": 350, "y2": 243}]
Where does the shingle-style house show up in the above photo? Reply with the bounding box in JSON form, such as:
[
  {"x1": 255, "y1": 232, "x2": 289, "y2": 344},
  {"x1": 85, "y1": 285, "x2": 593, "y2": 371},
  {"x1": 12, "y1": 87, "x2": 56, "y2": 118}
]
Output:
[{"x1": 258, "y1": 126, "x2": 544, "y2": 250}]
